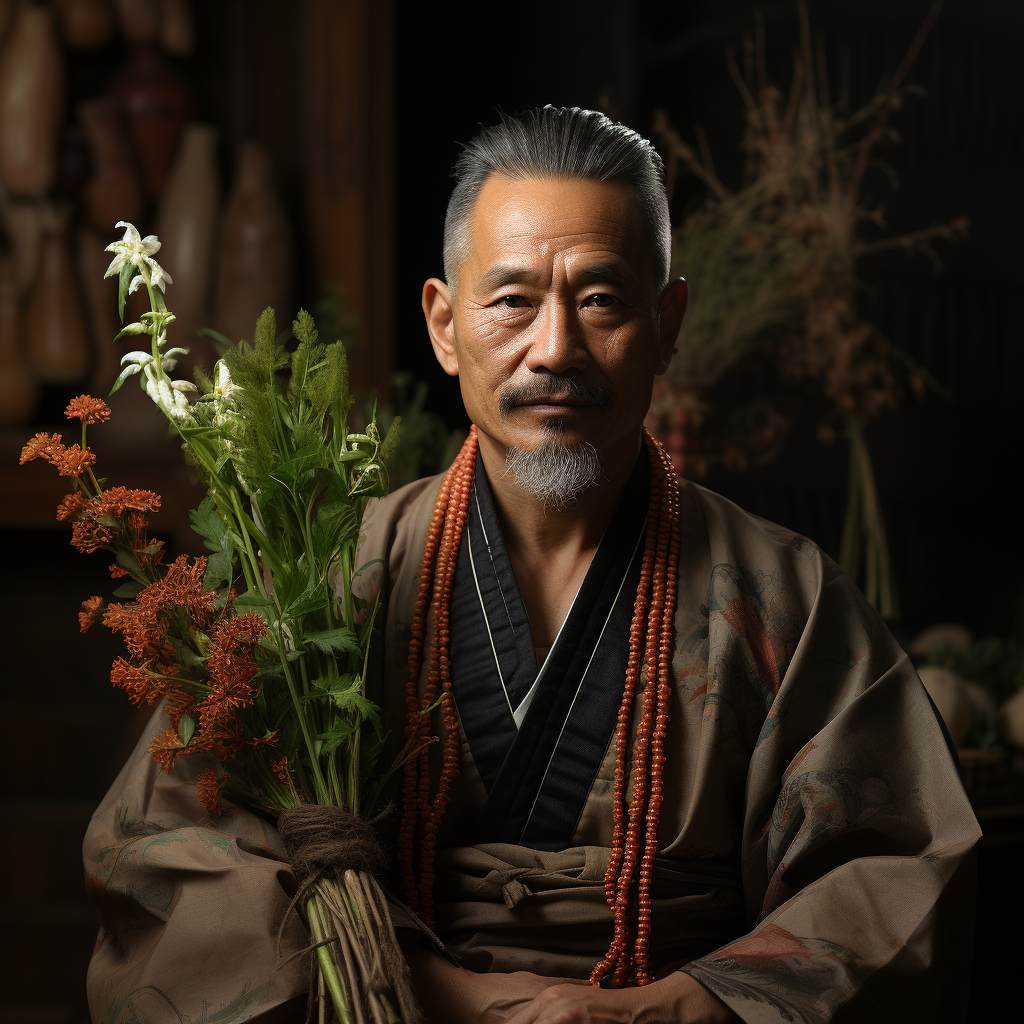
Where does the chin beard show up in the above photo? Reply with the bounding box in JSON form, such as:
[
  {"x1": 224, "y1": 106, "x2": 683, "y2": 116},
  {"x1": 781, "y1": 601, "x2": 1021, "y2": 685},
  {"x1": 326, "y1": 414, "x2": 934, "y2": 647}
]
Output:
[{"x1": 504, "y1": 428, "x2": 604, "y2": 511}]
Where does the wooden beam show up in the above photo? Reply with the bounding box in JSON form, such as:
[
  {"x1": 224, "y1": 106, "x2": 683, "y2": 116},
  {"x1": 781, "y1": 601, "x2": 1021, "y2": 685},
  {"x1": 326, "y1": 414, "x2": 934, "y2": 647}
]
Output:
[{"x1": 301, "y1": 0, "x2": 395, "y2": 398}]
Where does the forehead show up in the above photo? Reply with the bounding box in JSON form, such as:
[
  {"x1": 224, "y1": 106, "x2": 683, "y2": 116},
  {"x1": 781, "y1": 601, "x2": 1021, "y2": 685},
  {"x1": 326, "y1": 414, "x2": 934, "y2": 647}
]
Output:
[{"x1": 462, "y1": 175, "x2": 647, "y2": 281}]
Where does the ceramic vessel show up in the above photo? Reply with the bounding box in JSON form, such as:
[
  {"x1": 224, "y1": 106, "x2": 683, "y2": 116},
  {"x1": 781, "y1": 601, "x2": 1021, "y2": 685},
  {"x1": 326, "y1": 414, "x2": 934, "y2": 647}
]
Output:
[
  {"x1": 78, "y1": 96, "x2": 144, "y2": 232},
  {"x1": 0, "y1": 5, "x2": 64, "y2": 199},
  {"x1": 114, "y1": 0, "x2": 158, "y2": 42},
  {"x1": 0, "y1": 245, "x2": 36, "y2": 424},
  {"x1": 26, "y1": 208, "x2": 91, "y2": 385},
  {"x1": 53, "y1": 0, "x2": 116, "y2": 50},
  {"x1": 0, "y1": 1, "x2": 15, "y2": 44},
  {"x1": 0, "y1": 188, "x2": 42, "y2": 292},
  {"x1": 159, "y1": 0, "x2": 193, "y2": 56},
  {"x1": 917, "y1": 665, "x2": 972, "y2": 748},
  {"x1": 215, "y1": 142, "x2": 293, "y2": 344},
  {"x1": 1000, "y1": 687, "x2": 1024, "y2": 748},
  {"x1": 156, "y1": 123, "x2": 219, "y2": 360},
  {"x1": 108, "y1": 42, "x2": 194, "y2": 202}
]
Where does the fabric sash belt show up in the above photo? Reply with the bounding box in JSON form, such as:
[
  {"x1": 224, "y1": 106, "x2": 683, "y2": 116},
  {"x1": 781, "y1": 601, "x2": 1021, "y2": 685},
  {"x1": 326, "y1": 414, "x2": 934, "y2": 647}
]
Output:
[{"x1": 429, "y1": 843, "x2": 745, "y2": 978}]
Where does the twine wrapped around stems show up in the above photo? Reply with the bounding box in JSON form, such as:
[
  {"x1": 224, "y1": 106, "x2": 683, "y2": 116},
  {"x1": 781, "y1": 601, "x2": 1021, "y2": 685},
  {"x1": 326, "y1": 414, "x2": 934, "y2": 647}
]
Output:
[{"x1": 278, "y1": 805, "x2": 421, "y2": 1024}]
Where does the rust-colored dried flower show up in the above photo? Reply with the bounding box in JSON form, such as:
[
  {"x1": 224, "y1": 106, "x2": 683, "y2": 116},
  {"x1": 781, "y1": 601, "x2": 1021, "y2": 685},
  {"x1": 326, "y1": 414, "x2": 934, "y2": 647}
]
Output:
[
  {"x1": 111, "y1": 657, "x2": 166, "y2": 706},
  {"x1": 57, "y1": 492, "x2": 86, "y2": 521},
  {"x1": 79, "y1": 596, "x2": 104, "y2": 633},
  {"x1": 149, "y1": 726, "x2": 188, "y2": 772},
  {"x1": 196, "y1": 768, "x2": 229, "y2": 815},
  {"x1": 64, "y1": 395, "x2": 112, "y2": 425},
  {"x1": 54, "y1": 444, "x2": 97, "y2": 478},
  {"x1": 20, "y1": 432, "x2": 65, "y2": 465}
]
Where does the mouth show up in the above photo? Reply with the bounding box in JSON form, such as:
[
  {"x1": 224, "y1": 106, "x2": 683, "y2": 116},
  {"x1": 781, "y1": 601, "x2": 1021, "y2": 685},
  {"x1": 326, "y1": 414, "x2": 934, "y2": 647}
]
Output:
[{"x1": 516, "y1": 396, "x2": 596, "y2": 410}]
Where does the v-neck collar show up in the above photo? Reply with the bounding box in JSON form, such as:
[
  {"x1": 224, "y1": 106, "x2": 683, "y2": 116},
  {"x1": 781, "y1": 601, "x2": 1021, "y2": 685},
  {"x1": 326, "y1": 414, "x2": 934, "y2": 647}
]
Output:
[{"x1": 448, "y1": 450, "x2": 650, "y2": 849}]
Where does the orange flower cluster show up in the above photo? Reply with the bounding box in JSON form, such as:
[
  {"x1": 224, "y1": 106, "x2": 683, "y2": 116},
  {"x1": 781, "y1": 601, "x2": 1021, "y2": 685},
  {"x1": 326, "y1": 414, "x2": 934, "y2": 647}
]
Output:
[
  {"x1": 65, "y1": 394, "x2": 112, "y2": 425},
  {"x1": 197, "y1": 768, "x2": 229, "y2": 815},
  {"x1": 70, "y1": 487, "x2": 163, "y2": 564},
  {"x1": 105, "y1": 560, "x2": 268, "y2": 783},
  {"x1": 79, "y1": 596, "x2": 105, "y2": 633},
  {"x1": 25, "y1": 395, "x2": 278, "y2": 821},
  {"x1": 20, "y1": 432, "x2": 97, "y2": 478}
]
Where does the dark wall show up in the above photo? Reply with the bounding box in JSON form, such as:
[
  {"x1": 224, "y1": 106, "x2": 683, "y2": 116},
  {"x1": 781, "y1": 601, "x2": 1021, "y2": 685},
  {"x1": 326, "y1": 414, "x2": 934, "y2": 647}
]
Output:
[{"x1": 393, "y1": 0, "x2": 1024, "y2": 637}]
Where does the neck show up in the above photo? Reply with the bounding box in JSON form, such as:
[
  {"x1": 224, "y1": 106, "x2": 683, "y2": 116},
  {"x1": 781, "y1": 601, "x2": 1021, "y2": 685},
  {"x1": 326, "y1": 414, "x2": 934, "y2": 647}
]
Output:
[{"x1": 475, "y1": 428, "x2": 643, "y2": 562}]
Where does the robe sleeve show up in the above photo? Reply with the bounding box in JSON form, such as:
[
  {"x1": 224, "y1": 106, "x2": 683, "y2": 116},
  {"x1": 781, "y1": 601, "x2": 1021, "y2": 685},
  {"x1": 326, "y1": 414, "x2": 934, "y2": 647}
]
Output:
[
  {"x1": 680, "y1": 554, "x2": 981, "y2": 1024},
  {"x1": 83, "y1": 705, "x2": 309, "y2": 1024},
  {"x1": 82, "y1": 481, "x2": 442, "y2": 1024}
]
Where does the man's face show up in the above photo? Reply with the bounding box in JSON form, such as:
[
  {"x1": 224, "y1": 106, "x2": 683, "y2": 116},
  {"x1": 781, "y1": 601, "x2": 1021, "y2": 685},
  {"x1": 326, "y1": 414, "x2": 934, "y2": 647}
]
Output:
[{"x1": 424, "y1": 175, "x2": 684, "y2": 467}]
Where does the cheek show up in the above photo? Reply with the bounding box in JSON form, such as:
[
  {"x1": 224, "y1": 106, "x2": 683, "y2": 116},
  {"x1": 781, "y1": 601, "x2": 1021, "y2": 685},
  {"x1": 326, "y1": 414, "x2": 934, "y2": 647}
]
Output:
[
  {"x1": 455, "y1": 312, "x2": 527, "y2": 384},
  {"x1": 598, "y1": 325, "x2": 660, "y2": 394}
]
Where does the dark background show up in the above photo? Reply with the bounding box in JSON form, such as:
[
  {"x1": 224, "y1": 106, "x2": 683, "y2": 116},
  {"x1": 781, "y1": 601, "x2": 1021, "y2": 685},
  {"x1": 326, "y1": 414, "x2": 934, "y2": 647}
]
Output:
[
  {"x1": 2, "y1": 2, "x2": 1020, "y2": 1021},
  {"x1": 394, "y1": 0, "x2": 1024, "y2": 642}
]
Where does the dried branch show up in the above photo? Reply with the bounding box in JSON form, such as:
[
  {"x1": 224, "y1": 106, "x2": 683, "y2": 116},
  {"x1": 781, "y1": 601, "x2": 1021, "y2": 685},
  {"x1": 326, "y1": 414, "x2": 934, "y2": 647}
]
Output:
[{"x1": 847, "y1": 0, "x2": 944, "y2": 202}]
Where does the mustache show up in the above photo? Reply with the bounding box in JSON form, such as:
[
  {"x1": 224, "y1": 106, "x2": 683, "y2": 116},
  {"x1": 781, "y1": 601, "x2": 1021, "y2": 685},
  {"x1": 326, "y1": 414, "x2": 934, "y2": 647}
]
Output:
[{"x1": 498, "y1": 373, "x2": 615, "y2": 417}]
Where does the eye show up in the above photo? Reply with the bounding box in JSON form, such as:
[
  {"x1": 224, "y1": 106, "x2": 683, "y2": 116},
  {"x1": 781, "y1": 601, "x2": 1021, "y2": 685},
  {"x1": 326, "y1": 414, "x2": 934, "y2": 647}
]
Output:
[
  {"x1": 497, "y1": 294, "x2": 531, "y2": 309},
  {"x1": 583, "y1": 293, "x2": 618, "y2": 308}
]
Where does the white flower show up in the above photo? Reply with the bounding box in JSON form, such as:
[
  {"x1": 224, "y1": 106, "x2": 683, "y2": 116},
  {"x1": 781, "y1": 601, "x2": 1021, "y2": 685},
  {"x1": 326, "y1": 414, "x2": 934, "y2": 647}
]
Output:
[
  {"x1": 143, "y1": 363, "x2": 193, "y2": 423},
  {"x1": 213, "y1": 361, "x2": 243, "y2": 410},
  {"x1": 121, "y1": 349, "x2": 155, "y2": 368},
  {"x1": 161, "y1": 346, "x2": 190, "y2": 372},
  {"x1": 127, "y1": 260, "x2": 172, "y2": 293},
  {"x1": 103, "y1": 221, "x2": 162, "y2": 279}
]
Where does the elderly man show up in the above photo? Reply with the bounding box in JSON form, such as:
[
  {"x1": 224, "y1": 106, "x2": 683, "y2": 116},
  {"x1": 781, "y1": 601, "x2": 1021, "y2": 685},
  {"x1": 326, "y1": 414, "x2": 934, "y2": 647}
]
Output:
[{"x1": 85, "y1": 107, "x2": 979, "y2": 1024}]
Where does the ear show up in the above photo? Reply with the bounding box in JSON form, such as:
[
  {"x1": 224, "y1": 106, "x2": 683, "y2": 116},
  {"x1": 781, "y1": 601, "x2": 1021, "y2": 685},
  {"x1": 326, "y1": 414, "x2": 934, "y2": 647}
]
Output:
[
  {"x1": 655, "y1": 277, "x2": 688, "y2": 375},
  {"x1": 422, "y1": 278, "x2": 459, "y2": 376}
]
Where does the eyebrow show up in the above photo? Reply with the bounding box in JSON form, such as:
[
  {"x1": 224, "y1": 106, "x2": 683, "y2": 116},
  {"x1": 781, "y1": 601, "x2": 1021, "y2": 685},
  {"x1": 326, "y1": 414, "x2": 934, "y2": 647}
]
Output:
[{"x1": 476, "y1": 260, "x2": 638, "y2": 293}]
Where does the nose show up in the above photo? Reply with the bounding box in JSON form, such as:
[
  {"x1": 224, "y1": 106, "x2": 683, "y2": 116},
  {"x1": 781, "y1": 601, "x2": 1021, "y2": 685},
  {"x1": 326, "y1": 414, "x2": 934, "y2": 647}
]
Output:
[{"x1": 523, "y1": 299, "x2": 588, "y2": 375}]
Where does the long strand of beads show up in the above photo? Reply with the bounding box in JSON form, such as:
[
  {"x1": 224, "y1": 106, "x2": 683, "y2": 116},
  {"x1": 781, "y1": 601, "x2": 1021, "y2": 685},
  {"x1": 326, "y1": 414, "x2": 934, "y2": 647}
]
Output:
[
  {"x1": 590, "y1": 480, "x2": 659, "y2": 986},
  {"x1": 632, "y1": 436, "x2": 681, "y2": 983},
  {"x1": 399, "y1": 461, "x2": 457, "y2": 908},
  {"x1": 418, "y1": 435, "x2": 477, "y2": 923},
  {"x1": 612, "y1": 438, "x2": 672, "y2": 986},
  {"x1": 399, "y1": 430, "x2": 476, "y2": 909}
]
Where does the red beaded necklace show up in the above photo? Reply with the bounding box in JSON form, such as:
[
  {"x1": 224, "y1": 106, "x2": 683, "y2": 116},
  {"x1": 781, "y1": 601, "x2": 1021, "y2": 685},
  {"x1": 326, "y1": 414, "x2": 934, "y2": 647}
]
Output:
[{"x1": 399, "y1": 425, "x2": 680, "y2": 987}]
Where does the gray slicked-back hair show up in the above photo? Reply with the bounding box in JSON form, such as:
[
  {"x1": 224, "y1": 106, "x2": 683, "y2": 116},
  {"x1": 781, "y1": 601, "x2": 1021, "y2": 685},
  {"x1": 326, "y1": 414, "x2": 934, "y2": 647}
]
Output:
[{"x1": 443, "y1": 106, "x2": 671, "y2": 291}]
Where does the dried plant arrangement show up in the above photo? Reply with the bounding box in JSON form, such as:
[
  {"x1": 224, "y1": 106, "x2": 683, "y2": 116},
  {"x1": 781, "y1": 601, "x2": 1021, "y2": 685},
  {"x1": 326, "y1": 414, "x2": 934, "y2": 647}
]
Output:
[
  {"x1": 650, "y1": 0, "x2": 965, "y2": 619},
  {"x1": 21, "y1": 224, "x2": 424, "y2": 1024}
]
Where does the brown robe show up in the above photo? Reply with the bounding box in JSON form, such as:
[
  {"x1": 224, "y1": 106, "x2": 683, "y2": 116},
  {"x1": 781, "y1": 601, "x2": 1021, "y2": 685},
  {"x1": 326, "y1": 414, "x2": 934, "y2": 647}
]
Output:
[{"x1": 84, "y1": 473, "x2": 981, "y2": 1023}]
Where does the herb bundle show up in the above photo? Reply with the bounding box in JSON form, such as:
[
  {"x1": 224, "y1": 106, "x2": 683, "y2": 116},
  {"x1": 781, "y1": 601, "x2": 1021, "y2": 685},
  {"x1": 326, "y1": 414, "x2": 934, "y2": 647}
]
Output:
[{"x1": 22, "y1": 223, "x2": 421, "y2": 1024}]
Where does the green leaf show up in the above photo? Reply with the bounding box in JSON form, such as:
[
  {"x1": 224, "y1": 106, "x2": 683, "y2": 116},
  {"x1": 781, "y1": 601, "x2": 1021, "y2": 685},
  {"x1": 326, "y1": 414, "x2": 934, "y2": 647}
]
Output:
[
  {"x1": 108, "y1": 363, "x2": 141, "y2": 397},
  {"x1": 282, "y1": 592, "x2": 326, "y2": 621},
  {"x1": 112, "y1": 580, "x2": 143, "y2": 600},
  {"x1": 380, "y1": 415, "x2": 401, "y2": 462},
  {"x1": 203, "y1": 551, "x2": 234, "y2": 591},
  {"x1": 198, "y1": 326, "x2": 234, "y2": 350},
  {"x1": 177, "y1": 713, "x2": 196, "y2": 746},
  {"x1": 259, "y1": 634, "x2": 303, "y2": 660},
  {"x1": 118, "y1": 263, "x2": 135, "y2": 321},
  {"x1": 190, "y1": 498, "x2": 227, "y2": 550},
  {"x1": 304, "y1": 627, "x2": 361, "y2": 656},
  {"x1": 315, "y1": 720, "x2": 359, "y2": 756}
]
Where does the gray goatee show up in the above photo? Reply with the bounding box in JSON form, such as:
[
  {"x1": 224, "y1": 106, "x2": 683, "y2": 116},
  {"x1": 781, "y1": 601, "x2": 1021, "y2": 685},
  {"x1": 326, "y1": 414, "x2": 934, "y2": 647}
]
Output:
[{"x1": 504, "y1": 437, "x2": 603, "y2": 510}]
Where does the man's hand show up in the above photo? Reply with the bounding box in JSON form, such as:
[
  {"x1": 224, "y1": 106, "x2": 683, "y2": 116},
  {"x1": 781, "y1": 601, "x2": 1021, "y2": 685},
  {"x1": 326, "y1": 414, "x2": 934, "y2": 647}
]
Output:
[
  {"x1": 501, "y1": 971, "x2": 740, "y2": 1024},
  {"x1": 399, "y1": 933, "x2": 738, "y2": 1024},
  {"x1": 399, "y1": 933, "x2": 586, "y2": 1023}
]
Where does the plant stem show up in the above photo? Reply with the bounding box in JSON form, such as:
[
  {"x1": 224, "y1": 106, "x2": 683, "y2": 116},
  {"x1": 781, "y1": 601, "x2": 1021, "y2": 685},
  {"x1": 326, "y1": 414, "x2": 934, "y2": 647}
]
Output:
[
  {"x1": 307, "y1": 894, "x2": 351, "y2": 1024},
  {"x1": 279, "y1": 647, "x2": 329, "y2": 802}
]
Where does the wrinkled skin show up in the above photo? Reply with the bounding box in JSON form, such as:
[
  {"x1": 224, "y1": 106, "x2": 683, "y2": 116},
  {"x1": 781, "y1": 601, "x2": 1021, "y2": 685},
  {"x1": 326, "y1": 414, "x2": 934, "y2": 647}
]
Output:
[{"x1": 415, "y1": 177, "x2": 736, "y2": 1023}]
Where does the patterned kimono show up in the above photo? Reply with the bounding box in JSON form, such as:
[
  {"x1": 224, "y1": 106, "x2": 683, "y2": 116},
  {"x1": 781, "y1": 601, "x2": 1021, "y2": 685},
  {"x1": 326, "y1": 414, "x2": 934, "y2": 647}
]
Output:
[{"x1": 84, "y1": 459, "x2": 981, "y2": 1024}]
